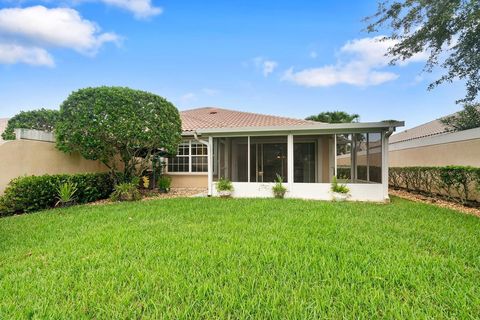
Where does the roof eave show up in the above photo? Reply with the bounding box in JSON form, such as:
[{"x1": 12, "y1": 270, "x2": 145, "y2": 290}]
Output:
[{"x1": 190, "y1": 121, "x2": 405, "y2": 136}]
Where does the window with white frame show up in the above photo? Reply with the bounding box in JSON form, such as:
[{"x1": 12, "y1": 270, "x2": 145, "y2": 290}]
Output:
[
  {"x1": 167, "y1": 141, "x2": 208, "y2": 173},
  {"x1": 191, "y1": 142, "x2": 208, "y2": 172}
]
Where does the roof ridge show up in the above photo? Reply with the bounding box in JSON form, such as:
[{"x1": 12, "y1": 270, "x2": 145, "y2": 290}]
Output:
[{"x1": 180, "y1": 106, "x2": 314, "y2": 124}]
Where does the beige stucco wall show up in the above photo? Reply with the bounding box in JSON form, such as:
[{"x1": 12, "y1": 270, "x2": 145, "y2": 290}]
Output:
[
  {"x1": 389, "y1": 139, "x2": 480, "y2": 167},
  {"x1": 0, "y1": 140, "x2": 108, "y2": 194},
  {"x1": 169, "y1": 174, "x2": 208, "y2": 188},
  {"x1": 321, "y1": 136, "x2": 331, "y2": 183}
]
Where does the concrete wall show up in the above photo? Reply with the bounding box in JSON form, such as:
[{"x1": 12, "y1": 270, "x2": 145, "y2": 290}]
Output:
[
  {"x1": 0, "y1": 140, "x2": 108, "y2": 194},
  {"x1": 169, "y1": 174, "x2": 208, "y2": 188},
  {"x1": 212, "y1": 182, "x2": 386, "y2": 202},
  {"x1": 390, "y1": 139, "x2": 480, "y2": 167},
  {"x1": 389, "y1": 127, "x2": 480, "y2": 167}
]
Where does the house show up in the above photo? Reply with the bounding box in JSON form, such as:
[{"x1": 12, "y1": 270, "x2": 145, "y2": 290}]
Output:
[
  {"x1": 166, "y1": 107, "x2": 404, "y2": 202},
  {"x1": 389, "y1": 113, "x2": 480, "y2": 167}
]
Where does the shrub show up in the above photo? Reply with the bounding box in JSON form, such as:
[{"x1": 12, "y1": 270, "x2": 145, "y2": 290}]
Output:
[
  {"x1": 331, "y1": 176, "x2": 350, "y2": 194},
  {"x1": 55, "y1": 87, "x2": 182, "y2": 179},
  {"x1": 141, "y1": 176, "x2": 150, "y2": 189},
  {"x1": 272, "y1": 174, "x2": 287, "y2": 199},
  {"x1": 157, "y1": 175, "x2": 172, "y2": 193},
  {"x1": 110, "y1": 182, "x2": 142, "y2": 202},
  {"x1": 0, "y1": 173, "x2": 114, "y2": 216},
  {"x1": 216, "y1": 178, "x2": 233, "y2": 192},
  {"x1": 389, "y1": 166, "x2": 480, "y2": 205},
  {"x1": 56, "y1": 181, "x2": 78, "y2": 207},
  {"x1": 216, "y1": 178, "x2": 233, "y2": 198}
]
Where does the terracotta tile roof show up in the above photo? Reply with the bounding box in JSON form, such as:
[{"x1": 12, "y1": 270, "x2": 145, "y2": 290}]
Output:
[
  {"x1": 0, "y1": 118, "x2": 8, "y2": 141},
  {"x1": 389, "y1": 118, "x2": 448, "y2": 143},
  {"x1": 180, "y1": 107, "x2": 315, "y2": 132}
]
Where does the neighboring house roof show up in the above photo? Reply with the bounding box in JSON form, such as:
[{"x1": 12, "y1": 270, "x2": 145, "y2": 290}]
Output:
[
  {"x1": 0, "y1": 118, "x2": 8, "y2": 142},
  {"x1": 390, "y1": 118, "x2": 447, "y2": 143},
  {"x1": 391, "y1": 105, "x2": 480, "y2": 144},
  {"x1": 180, "y1": 107, "x2": 315, "y2": 132}
]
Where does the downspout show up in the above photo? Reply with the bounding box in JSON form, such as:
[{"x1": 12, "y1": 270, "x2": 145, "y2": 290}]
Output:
[
  {"x1": 193, "y1": 132, "x2": 208, "y2": 146},
  {"x1": 385, "y1": 127, "x2": 395, "y2": 137},
  {"x1": 193, "y1": 132, "x2": 212, "y2": 196}
]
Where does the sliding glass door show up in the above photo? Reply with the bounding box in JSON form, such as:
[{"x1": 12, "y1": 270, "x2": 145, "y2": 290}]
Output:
[
  {"x1": 250, "y1": 137, "x2": 288, "y2": 182},
  {"x1": 294, "y1": 142, "x2": 316, "y2": 183}
]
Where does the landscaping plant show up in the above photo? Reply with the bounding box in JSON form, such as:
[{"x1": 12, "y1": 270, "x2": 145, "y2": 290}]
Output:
[
  {"x1": 55, "y1": 86, "x2": 182, "y2": 181},
  {"x1": 142, "y1": 176, "x2": 150, "y2": 189},
  {"x1": 331, "y1": 176, "x2": 350, "y2": 201},
  {"x1": 0, "y1": 173, "x2": 114, "y2": 216},
  {"x1": 272, "y1": 174, "x2": 287, "y2": 199},
  {"x1": 56, "y1": 181, "x2": 78, "y2": 208},
  {"x1": 157, "y1": 175, "x2": 172, "y2": 193},
  {"x1": 110, "y1": 182, "x2": 142, "y2": 202},
  {"x1": 389, "y1": 166, "x2": 480, "y2": 205},
  {"x1": 216, "y1": 178, "x2": 233, "y2": 198}
]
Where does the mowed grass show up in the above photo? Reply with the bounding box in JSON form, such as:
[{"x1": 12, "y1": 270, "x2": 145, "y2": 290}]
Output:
[{"x1": 1, "y1": 197, "x2": 479, "y2": 319}]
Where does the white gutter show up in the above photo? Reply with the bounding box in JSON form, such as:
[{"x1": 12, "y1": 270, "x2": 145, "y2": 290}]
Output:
[
  {"x1": 193, "y1": 132, "x2": 208, "y2": 146},
  {"x1": 193, "y1": 121, "x2": 405, "y2": 136}
]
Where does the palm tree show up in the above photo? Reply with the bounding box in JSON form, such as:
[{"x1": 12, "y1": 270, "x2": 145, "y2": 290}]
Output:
[{"x1": 306, "y1": 111, "x2": 360, "y2": 123}]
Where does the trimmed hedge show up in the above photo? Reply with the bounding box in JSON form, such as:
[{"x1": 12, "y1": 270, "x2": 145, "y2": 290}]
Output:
[
  {"x1": 389, "y1": 166, "x2": 480, "y2": 205},
  {"x1": 0, "y1": 173, "x2": 114, "y2": 216}
]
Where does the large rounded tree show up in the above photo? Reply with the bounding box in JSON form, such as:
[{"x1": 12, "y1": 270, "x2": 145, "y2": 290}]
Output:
[{"x1": 56, "y1": 87, "x2": 182, "y2": 179}]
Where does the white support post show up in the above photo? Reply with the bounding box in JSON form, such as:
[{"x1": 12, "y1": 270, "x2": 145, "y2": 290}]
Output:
[
  {"x1": 287, "y1": 134, "x2": 294, "y2": 190},
  {"x1": 381, "y1": 131, "x2": 389, "y2": 201},
  {"x1": 188, "y1": 140, "x2": 192, "y2": 173},
  {"x1": 247, "y1": 136, "x2": 251, "y2": 183},
  {"x1": 333, "y1": 134, "x2": 337, "y2": 179},
  {"x1": 208, "y1": 136, "x2": 213, "y2": 196},
  {"x1": 366, "y1": 133, "x2": 370, "y2": 182}
]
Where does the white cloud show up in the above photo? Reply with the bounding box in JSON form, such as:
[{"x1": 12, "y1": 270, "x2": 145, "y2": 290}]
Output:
[
  {"x1": 262, "y1": 60, "x2": 278, "y2": 77},
  {"x1": 0, "y1": 43, "x2": 54, "y2": 66},
  {"x1": 0, "y1": 6, "x2": 120, "y2": 56},
  {"x1": 309, "y1": 51, "x2": 318, "y2": 59},
  {"x1": 202, "y1": 88, "x2": 219, "y2": 96},
  {"x1": 283, "y1": 36, "x2": 428, "y2": 87},
  {"x1": 253, "y1": 57, "x2": 278, "y2": 77},
  {"x1": 180, "y1": 92, "x2": 197, "y2": 104},
  {"x1": 97, "y1": 0, "x2": 162, "y2": 19}
]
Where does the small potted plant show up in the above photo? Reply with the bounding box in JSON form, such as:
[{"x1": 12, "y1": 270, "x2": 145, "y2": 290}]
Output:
[
  {"x1": 56, "y1": 181, "x2": 78, "y2": 207},
  {"x1": 216, "y1": 177, "x2": 233, "y2": 198},
  {"x1": 272, "y1": 174, "x2": 287, "y2": 199},
  {"x1": 331, "y1": 176, "x2": 350, "y2": 201}
]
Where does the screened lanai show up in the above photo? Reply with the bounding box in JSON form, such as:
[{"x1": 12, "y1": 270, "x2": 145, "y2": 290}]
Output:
[{"x1": 210, "y1": 133, "x2": 384, "y2": 185}]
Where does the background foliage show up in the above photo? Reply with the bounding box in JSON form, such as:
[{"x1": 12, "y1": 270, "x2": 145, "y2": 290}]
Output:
[
  {"x1": 306, "y1": 111, "x2": 360, "y2": 123},
  {"x1": 366, "y1": 0, "x2": 480, "y2": 103},
  {"x1": 1, "y1": 108, "x2": 59, "y2": 140},
  {"x1": 55, "y1": 87, "x2": 182, "y2": 180},
  {"x1": 441, "y1": 104, "x2": 480, "y2": 131}
]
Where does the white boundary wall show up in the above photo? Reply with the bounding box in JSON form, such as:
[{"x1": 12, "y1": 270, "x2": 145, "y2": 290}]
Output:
[{"x1": 212, "y1": 182, "x2": 385, "y2": 202}]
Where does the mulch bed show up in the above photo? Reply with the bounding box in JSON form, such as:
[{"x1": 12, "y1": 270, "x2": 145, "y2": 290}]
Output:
[
  {"x1": 89, "y1": 188, "x2": 207, "y2": 206},
  {"x1": 390, "y1": 189, "x2": 480, "y2": 217}
]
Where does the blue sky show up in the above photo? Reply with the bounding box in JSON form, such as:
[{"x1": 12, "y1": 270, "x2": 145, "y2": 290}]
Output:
[{"x1": 0, "y1": 0, "x2": 466, "y2": 129}]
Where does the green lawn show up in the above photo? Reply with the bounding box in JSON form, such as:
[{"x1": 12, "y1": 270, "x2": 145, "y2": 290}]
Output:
[{"x1": 1, "y1": 197, "x2": 479, "y2": 319}]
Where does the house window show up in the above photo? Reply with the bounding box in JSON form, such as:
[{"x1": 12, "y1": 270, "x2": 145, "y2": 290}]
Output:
[
  {"x1": 167, "y1": 141, "x2": 208, "y2": 173},
  {"x1": 191, "y1": 142, "x2": 208, "y2": 172}
]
